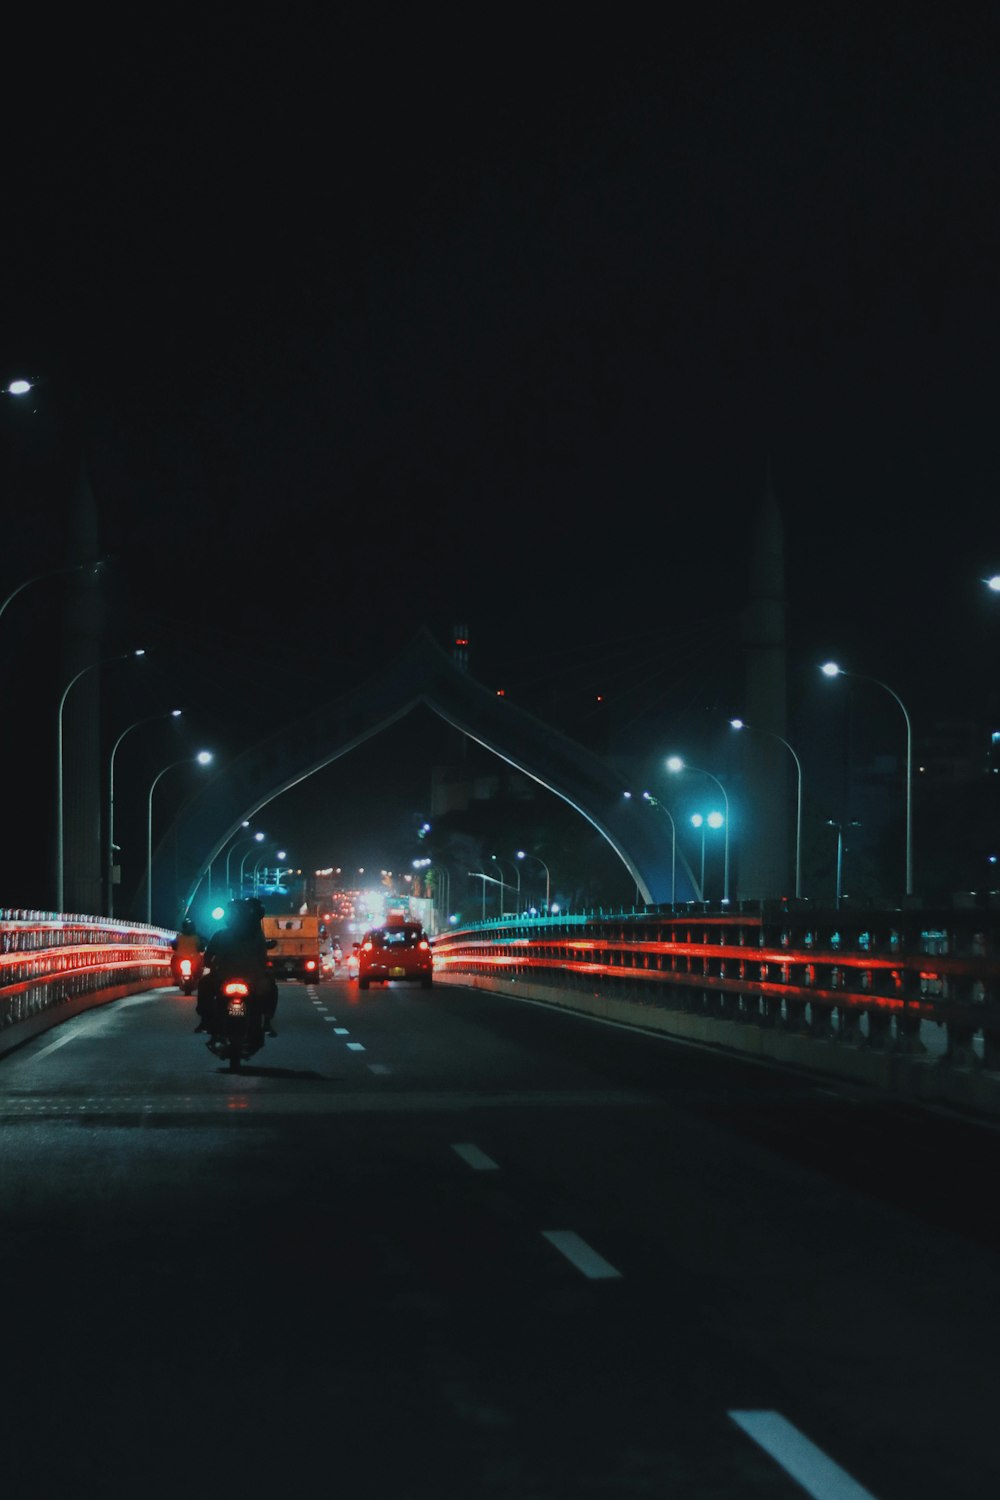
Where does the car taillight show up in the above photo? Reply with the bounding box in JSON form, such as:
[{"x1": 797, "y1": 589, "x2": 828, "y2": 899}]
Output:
[
  {"x1": 362, "y1": 941, "x2": 373, "y2": 952},
  {"x1": 222, "y1": 980, "x2": 250, "y2": 998},
  {"x1": 418, "y1": 940, "x2": 429, "y2": 951},
  {"x1": 306, "y1": 959, "x2": 317, "y2": 970}
]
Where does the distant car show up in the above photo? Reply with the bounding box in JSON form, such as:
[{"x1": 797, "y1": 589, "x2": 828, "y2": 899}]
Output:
[{"x1": 357, "y1": 924, "x2": 433, "y2": 989}]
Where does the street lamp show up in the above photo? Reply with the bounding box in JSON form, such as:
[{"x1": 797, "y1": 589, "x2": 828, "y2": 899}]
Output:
[
  {"x1": 107, "y1": 708, "x2": 182, "y2": 916},
  {"x1": 1, "y1": 557, "x2": 105, "y2": 628},
  {"x1": 730, "y1": 718, "x2": 804, "y2": 900},
  {"x1": 690, "y1": 811, "x2": 724, "y2": 900},
  {"x1": 515, "y1": 850, "x2": 550, "y2": 912},
  {"x1": 639, "y1": 793, "x2": 677, "y2": 905},
  {"x1": 57, "y1": 647, "x2": 145, "y2": 912},
  {"x1": 821, "y1": 662, "x2": 913, "y2": 896},
  {"x1": 239, "y1": 834, "x2": 270, "y2": 894},
  {"x1": 468, "y1": 870, "x2": 502, "y2": 921},
  {"x1": 146, "y1": 752, "x2": 213, "y2": 924},
  {"x1": 253, "y1": 849, "x2": 287, "y2": 894},
  {"x1": 226, "y1": 830, "x2": 265, "y2": 894},
  {"x1": 826, "y1": 819, "x2": 862, "y2": 910},
  {"x1": 491, "y1": 854, "x2": 520, "y2": 913},
  {"x1": 413, "y1": 857, "x2": 452, "y2": 932},
  {"x1": 666, "y1": 756, "x2": 731, "y2": 904}
]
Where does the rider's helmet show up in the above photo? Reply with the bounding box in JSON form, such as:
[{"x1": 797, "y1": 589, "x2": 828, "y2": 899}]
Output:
[
  {"x1": 180, "y1": 916, "x2": 196, "y2": 935},
  {"x1": 232, "y1": 897, "x2": 265, "y2": 930}
]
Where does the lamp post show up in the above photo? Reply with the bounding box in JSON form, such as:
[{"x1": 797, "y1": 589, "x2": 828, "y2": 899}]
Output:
[
  {"x1": 146, "y1": 752, "x2": 213, "y2": 924},
  {"x1": 57, "y1": 647, "x2": 145, "y2": 913},
  {"x1": 107, "y1": 708, "x2": 182, "y2": 916},
  {"x1": 515, "y1": 850, "x2": 550, "y2": 913},
  {"x1": 821, "y1": 662, "x2": 913, "y2": 897},
  {"x1": 1, "y1": 558, "x2": 104, "y2": 628},
  {"x1": 730, "y1": 718, "x2": 803, "y2": 900},
  {"x1": 226, "y1": 831, "x2": 264, "y2": 894},
  {"x1": 414, "y1": 858, "x2": 451, "y2": 932},
  {"x1": 666, "y1": 756, "x2": 731, "y2": 904},
  {"x1": 639, "y1": 793, "x2": 677, "y2": 905},
  {"x1": 490, "y1": 854, "x2": 520, "y2": 913},
  {"x1": 826, "y1": 819, "x2": 862, "y2": 910},
  {"x1": 689, "y1": 811, "x2": 725, "y2": 901},
  {"x1": 468, "y1": 871, "x2": 502, "y2": 921}
]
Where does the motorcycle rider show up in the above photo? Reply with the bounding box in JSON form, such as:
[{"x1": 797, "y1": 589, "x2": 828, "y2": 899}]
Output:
[
  {"x1": 170, "y1": 915, "x2": 205, "y2": 988},
  {"x1": 195, "y1": 897, "x2": 279, "y2": 1038}
]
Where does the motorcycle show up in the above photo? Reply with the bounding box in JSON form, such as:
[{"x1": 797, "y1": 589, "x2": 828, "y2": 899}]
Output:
[
  {"x1": 205, "y1": 974, "x2": 266, "y2": 1073},
  {"x1": 171, "y1": 951, "x2": 204, "y2": 996}
]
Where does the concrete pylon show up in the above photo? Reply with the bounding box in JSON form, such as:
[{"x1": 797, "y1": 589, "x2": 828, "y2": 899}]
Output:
[
  {"x1": 738, "y1": 466, "x2": 791, "y2": 899},
  {"x1": 57, "y1": 454, "x2": 104, "y2": 916}
]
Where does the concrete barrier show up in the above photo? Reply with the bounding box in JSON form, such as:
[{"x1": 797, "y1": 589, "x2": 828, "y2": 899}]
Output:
[{"x1": 436, "y1": 972, "x2": 1000, "y2": 1121}]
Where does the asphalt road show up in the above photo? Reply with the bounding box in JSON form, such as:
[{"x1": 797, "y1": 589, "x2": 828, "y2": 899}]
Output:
[{"x1": 0, "y1": 975, "x2": 997, "y2": 1499}]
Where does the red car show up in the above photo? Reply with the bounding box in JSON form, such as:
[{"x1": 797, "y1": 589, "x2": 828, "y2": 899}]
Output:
[{"x1": 357, "y1": 924, "x2": 433, "y2": 989}]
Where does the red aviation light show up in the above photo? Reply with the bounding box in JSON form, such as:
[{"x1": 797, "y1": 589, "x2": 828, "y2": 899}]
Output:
[{"x1": 222, "y1": 980, "x2": 250, "y2": 998}]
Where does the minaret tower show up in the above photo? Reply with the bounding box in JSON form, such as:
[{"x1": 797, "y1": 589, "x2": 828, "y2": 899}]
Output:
[{"x1": 738, "y1": 466, "x2": 791, "y2": 899}]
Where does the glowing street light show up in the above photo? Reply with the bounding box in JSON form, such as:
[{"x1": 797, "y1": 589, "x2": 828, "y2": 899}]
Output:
[
  {"x1": 730, "y1": 718, "x2": 804, "y2": 900},
  {"x1": 666, "y1": 756, "x2": 730, "y2": 903},
  {"x1": 515, "y1": 850, "x2": 550, "y2": 913},
  {"x1": 226, "y1": 829, "x2": 264, "y2": 894},
  {"x1": 820, "y1": 662, "x2": 913, "y2": 896},
  {"x1": 146, "y1": 752, "x2": 213, "y2": 924}
]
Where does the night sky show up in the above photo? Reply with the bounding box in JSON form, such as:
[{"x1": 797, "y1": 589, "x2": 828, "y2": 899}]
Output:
[{"x1": 3, "y1": 8, "x2": 1000, "y2": 908}]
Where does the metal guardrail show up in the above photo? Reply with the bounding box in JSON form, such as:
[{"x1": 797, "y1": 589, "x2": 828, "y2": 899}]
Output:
[
  {"x1": 432, "y1": 905, "x2": 1000, "y2": 1071},
  {"x1": 0, "y1": 911, "x2": 174, "y2": 1035}
]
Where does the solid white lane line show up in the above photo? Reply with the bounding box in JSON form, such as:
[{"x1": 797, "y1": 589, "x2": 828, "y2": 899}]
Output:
[
  {"x1": 451, "y1": 1143, "x2": 499, "y2": 1171},
  {"x1": 346, "y1": 1042, "x2": 365, "y2": 1051},
  {"x1": 367, "y1": 1064, "x2": 390, "y2": 1075},
  {"x1": 728, "y1": 1412, "x2": 879, "y2": 1500},
  {"x1": 541, "y1": 1231, "x2": 622, "y2": 1280},
  {"x1": 29, "y1": 1031, "x2": 83, "y2": 1063}
]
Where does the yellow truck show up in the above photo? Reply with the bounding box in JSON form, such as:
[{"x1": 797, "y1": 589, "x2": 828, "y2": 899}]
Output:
[{"x1": 262, "y1": 912, "x2": 328, "y2": 983}]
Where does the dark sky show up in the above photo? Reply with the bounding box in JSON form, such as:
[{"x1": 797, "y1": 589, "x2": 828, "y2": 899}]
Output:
[{"x1": 3, "y1": 7, "x2": 1000, "y2": 902}]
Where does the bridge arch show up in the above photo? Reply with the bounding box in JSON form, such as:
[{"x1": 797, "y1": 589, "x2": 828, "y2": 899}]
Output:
[{"x1": 147, "y1": 629, "x2": 697, "y2": 923}]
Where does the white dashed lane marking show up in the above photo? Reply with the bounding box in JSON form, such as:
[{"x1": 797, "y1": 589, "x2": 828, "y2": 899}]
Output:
[
  {"x1": 346, "y1": 1042, "x2": 365, "y2": 1052},
  {"x1": 451, "y1": 1143, "x2": 500, "y2": 1172},
  {"x1": 728, "y1": 1412, "x2": 879, "y2": 1500},
  {"x1": 334, "y1": 1027, "x2": 349, "y2": 1035},
  {"x1": 541, "y1": 1231, "x2": 622, "y2": 1281},
  {"x1": 367, "y1": 1064, "x2": 390, "y2": 1075}
]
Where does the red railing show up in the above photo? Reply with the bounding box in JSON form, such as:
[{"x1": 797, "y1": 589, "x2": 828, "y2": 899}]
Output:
[
  {"x1": 0, "y1": 911, "x2": 174, "y2": 1034},
  {"x1": 432, "y1": 905, "x2": 1000, "y2": 1070}
]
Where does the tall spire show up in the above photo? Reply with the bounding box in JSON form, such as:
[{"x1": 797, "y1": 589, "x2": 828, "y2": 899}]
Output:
[{"x1": 738, "y1": 464, "x2": 790, "y2": 899}]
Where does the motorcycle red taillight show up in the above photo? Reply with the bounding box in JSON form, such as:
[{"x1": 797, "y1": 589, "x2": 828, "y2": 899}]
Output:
[
  {"x1": 180, "y1": 958, "x2": 193, "y2": 976},
  {"x1": 222, "y1": 980, "x2": 250, "y2": 998}
]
